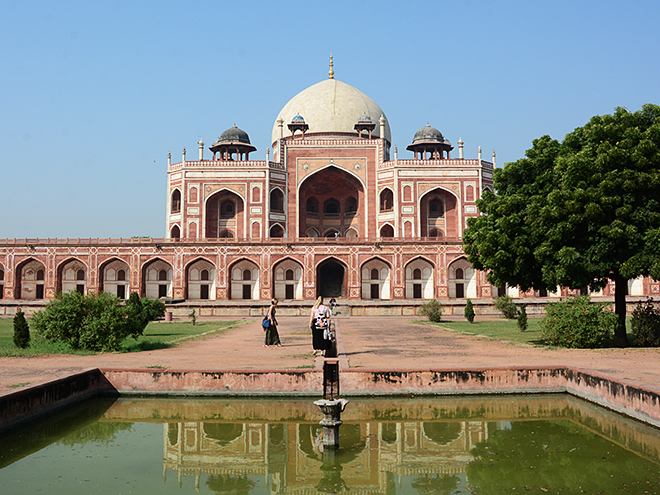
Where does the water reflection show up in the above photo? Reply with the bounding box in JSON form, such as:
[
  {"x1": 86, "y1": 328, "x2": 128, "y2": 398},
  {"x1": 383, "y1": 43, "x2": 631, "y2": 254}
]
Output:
[{"x1": 1, "y1": 395, "x2": 660, "y2": 494}]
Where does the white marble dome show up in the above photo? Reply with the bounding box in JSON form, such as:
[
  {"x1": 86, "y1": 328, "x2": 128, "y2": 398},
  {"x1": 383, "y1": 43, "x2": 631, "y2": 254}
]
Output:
[{"x1": 271, "y1": 79, "x2": 391, "y2": 145}]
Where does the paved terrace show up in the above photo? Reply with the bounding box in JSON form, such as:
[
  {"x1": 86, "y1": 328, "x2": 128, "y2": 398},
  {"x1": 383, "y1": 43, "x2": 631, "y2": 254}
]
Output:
[{"x1": 1, "y1": 316, "x2": 659, "y2": 396}]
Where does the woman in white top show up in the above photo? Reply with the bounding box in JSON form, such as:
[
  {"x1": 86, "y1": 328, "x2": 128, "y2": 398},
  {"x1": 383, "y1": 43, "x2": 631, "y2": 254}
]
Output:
[{"x1": 309, "y1": 296, "x2": 331, "y2": 356}]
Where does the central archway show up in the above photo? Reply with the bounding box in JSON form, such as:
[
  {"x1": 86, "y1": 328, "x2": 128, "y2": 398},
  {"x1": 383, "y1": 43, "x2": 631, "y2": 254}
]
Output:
[{"x1": 317, "y1": 258, "x2": 345, "y2": 298}]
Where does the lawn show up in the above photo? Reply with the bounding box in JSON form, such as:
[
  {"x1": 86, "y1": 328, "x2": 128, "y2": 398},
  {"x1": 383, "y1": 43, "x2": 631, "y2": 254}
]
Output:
[
  {"x1": 431, "y1": 318, "x2": 545, "y2": 346},
  {"x1": 0, "y1": 317, "x2": 243, "y2": 357}
]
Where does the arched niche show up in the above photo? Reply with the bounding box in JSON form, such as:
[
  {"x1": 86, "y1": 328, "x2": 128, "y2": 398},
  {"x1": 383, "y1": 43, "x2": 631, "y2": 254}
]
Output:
[
  {"x1": 298, "y1": 165, "x2": 365, "y2": 237},
  {"x1": 205, "y1": 189, "x2": 244, "y2": 238},
  {"x1": 405, "y1": 257, "x2": 434, "y2": 299},
  {"x1": 273, "y1": 258, "x2": 304, "y2": 300},
  {"x1": 229, "y1": 259, "x2": 259, "y2": 300},
  {"x1": 420, "y1": 187, "x2": 458, "y2": 237},
  {"x1": 186, "y1": 258, "x2": 216, "y2": 300},
  {"x1": 101, "y1": 258, "x2": 131, "y2": 299},
  {"x1": 57, "y1": 258, "x2": 87, "y2": 295},
  {"x1": 16, "y1": 258, "x2": 46, "y2": 300},
  {"x1": 143, "y1": 258, "x2": 173, "y2": 299},
  {"x1": 448, "y1": 257, "x2": 476, "y2": 298},
  {"x1": 361, "y1": 258, "x2": 391, "y2": 300}
]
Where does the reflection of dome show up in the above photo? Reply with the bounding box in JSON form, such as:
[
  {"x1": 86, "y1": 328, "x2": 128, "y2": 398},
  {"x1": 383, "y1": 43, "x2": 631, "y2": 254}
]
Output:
[
  {"x1": 272, "y1": 79, "x2": 391, "y2": 144},
  {"x1": 214, "y1": 124, "x2": 252, "y2": 146},
  {"x1": 412, "y1": 123, "x2": 445, "y2": 144},
  {"x1": 203, "y1": 422, "x2": 244, "y2": 446}
]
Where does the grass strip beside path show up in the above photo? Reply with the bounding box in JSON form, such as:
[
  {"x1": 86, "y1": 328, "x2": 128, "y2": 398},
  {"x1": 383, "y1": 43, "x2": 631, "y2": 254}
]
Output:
[
  {"x1": 427, "y1": 318, "x2": 545, "y2": 346},
  {"x1": 0, "y1": 318, "x2": 243, "y2": 357}
]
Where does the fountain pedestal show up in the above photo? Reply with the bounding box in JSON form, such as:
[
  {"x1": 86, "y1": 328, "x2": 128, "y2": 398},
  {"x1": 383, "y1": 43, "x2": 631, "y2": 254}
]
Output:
[{"x1": 313, "y1": 398, "x2": 349, "y2": 449}]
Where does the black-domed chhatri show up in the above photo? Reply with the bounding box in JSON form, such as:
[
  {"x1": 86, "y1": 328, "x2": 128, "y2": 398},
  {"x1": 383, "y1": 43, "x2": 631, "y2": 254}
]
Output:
[
  {"x1": 210, "y1": 124, "x2": 257, "y2": 161},
  {"x1": 407, "y1": 123, "x2": 454, "y2": 159}
]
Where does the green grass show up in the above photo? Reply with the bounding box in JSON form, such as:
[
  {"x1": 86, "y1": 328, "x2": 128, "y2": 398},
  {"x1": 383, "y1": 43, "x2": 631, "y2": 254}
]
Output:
[
  {"x1": 428, "y1": 318, "x2": 545, "y2": 346},
  {"x1": 0, "y1": 317, "x2": 243, "y2": 356}
]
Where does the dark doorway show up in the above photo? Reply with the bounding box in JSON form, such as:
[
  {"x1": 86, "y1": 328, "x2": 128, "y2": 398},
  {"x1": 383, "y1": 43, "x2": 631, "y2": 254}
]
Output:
[
  {"x1": 36, "y1": 285, "x2": 44, "y2": 299},
  {"x1": 370, "y1": 284, "x2": 379, "y2": 299},
  {"x1": 158, "y1": 284, "x2": 167, "y2": 298},
  {"x1": 456, "y1": 283, "x2": 465, "y2": 298},
  {"x1": 76, "y1": 284, "x2": 84, "y2": 295},
  {"x1": 117, "y1": 285, "x2": 126, "y2": 300},
  {"x1": 200, "y1": 284, "x2": 209, "y2": 300},
  {"x1": 317, "y1": 260, "x2": 345, "y2": 298},
  {"x1": 242, "y1": 284, "x2": 252, "y2": 299},
  {"x1": 285, "y1": 284, "x2": 294, "y2": 299},
  {"x1": 413, "y1": 283, "x2": 422, "y2": 299}
]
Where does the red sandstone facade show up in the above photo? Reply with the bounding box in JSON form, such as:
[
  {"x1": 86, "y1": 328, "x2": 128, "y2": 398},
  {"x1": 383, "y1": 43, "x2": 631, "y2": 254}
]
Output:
[{"x1": 1, "y1": 75, "x2": 658, "y2": 304}]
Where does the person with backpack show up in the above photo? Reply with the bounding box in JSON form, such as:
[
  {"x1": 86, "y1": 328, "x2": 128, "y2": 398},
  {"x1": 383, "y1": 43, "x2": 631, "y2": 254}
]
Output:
[
  {"x1": 309, "y1": 296, "x2": 331, "y2": 356},
  {"x1": 263, "y1": 298, "x2": 281, "y2": 347}
]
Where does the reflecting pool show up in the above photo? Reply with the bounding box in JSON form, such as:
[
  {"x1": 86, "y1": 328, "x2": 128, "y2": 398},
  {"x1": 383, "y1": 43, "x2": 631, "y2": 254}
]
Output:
[{"x1": 1, "y1": 394, "x2": 660, "y2": 494}]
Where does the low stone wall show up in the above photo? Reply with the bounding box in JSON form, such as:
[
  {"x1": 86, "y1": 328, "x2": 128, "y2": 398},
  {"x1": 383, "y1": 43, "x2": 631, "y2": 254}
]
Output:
[
  {"x1": 2, "y1": 365, "x2": 660, "y2": 432},
  {"x1": 0, "y1": 369, "x2": 114, "y2": 431}
]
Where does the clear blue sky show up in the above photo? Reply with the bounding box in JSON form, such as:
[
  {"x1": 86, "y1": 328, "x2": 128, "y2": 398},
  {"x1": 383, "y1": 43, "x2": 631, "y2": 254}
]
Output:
[{"x1": 2, "y1": 0, "x2": 658, "y2": 238}]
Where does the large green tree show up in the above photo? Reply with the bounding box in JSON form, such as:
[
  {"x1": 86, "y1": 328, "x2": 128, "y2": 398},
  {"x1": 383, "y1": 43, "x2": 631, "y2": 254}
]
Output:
[{"x1": 464, "y1": 104, "x2": 660, "y2": 347}]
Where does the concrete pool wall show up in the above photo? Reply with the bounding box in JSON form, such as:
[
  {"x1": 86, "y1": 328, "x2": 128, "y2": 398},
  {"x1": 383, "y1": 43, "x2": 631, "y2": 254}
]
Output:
[{"x1": 2, "y1": 365, "x2": 659, "y2": 432}]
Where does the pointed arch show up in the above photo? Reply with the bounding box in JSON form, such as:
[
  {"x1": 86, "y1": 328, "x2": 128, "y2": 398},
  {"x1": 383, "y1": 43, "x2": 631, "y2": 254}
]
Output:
[
  {"x1": 204, "y1": 187, "x2": 246, "y2": 238},
  {"x1": 171, "y1": 188, "x2": 182, "y2": 213},
  {"x1": 270, "y1": 187, "x2": 285, "y2": 212},
  {"x1": 448, "y1": 256, "x2": 476, "y2": 298},
  {"x1": 379, "y1": 187, "x2": 394, "y2": 212},
  {"x1": 100, "y1": 257, "x2": 131, "y2": 299},
  {"x1": 185, "y1": 257, "x2": 216, "y2": 300},
  {"x1": 419, "y1": 186, "x2": 460, "y2": 237},
  {"x1": 273, "y1": 257, "x2": 304, "y2": 300},
  {"x1": 270, "y1": 223, "x2": 284, "y2": 238},
  {"x1": 57, "y1": 257, "x2": 89, "y2": 295},
  {"x1": 405, "y1": 256, "x2": 435, "y2": 299},
  {"x1": 316, "y1": 256, "x2": 348, "y2": 298},
  {"x1": 361, "y1": 256, "x2": 392, "y2": 300},
  {"x1": 170, "y1": 224, "x2": 181, "y2": 239},
  {"x1": 379, "y1": 223, "x2": 395, "y2": 237},
  {"x1": 142, "y1": 257, "x2": 173, "y2": 299},
  {"x1": 228, "y1": 258, "x2": 260, "y2": 300},
  {"x1": 15, "y1": 257, "x2": 47, "y2": 300}
]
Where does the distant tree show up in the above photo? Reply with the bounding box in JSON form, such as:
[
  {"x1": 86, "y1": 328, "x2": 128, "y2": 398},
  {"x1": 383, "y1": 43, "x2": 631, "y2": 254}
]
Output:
[
  {"x1": 495, "y1": 295, "x2": 518, "y2": 319},
  {"x1": 419, "y1": 299, "x2": 443, "y2": 322},
  {"x1": 465, "y1": 105, "x2": 660, "y2": 347},
  {"x1": 464, "y1": 299, "x2": 475, "y2": 323},
  {"x1": 517, "y1": 304, "x2": 528, "y2": 332},
  {"x1": 13, "y1": 308, "x2": 30, "y2": 348}
]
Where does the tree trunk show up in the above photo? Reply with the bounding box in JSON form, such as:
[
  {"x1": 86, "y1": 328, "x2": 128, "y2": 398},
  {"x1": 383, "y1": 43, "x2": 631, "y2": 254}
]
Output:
[{"x1": 613, "y1": 273, "x2": 629, "y2": 347}]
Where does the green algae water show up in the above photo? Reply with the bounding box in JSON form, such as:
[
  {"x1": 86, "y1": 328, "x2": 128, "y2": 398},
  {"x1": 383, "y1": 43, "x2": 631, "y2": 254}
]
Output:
[{"x1": 1, "y1": 394, "x2": 659, "y2": 494}]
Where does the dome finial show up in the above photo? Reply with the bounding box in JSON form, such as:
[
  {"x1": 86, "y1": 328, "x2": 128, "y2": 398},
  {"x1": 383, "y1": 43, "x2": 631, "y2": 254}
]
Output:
[{"x1": 328, "y1": 53, "x2": 334, "y2": 79}]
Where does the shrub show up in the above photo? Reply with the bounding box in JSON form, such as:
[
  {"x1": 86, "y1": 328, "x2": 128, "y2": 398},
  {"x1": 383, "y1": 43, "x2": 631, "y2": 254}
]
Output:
[
  {"x1": 540, "y1": 295, "x2": 616, "y2": 348},
  {"x1": 32, "y1": 291, "x2": 164, "y2": 352},
  {"x1": 631, "y1": 298, "x2": 660, "y2": 347},
  {"x1": 13, "y1": 308, "x2": 30, "y2": 348},
  {"x1": 189, "y1": 309, "x2": 197, "y2": 326},
  {"x1": 464, "y1": 299, "x2": 475, "y2": 323},
  {"x1": 419, "y1": 299, "x2": 443, "y2": 322},
  {"x1": 495, "y1": 295, "x2": 518, "y2": 319},
  {"x1": 517, "y1": 304, "x2": 528, "y2": 332}
]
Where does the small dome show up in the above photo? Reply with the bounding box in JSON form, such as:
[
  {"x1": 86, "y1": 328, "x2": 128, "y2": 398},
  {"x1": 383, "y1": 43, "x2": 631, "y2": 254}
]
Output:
[
  {"x1": 291, "y1": 114, "x2": 305, "y2": 123},
  {"x1": 412, "y1": 123, "x2": 444, "y2": 144},
  {"x1": 358, "y1": 114, "x2": 372, "y2": 123},
  {"x1": 214, "y1": 124, "x2": 252, "y2": 146}
]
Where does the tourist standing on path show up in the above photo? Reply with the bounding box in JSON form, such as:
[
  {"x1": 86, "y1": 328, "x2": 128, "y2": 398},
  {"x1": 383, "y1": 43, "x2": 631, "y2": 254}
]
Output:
[
  {"x1": 264, "y1": 298, "x2": 282, "y2": 347},
  {"x1": 309, "y1": 296, "x2": 331, "y2": 356}
]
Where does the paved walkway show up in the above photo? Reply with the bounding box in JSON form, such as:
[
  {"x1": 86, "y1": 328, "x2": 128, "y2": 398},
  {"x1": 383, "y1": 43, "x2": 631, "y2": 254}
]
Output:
[{"x1": 1, "y1": 316, "x2": 660, "y2": 397}]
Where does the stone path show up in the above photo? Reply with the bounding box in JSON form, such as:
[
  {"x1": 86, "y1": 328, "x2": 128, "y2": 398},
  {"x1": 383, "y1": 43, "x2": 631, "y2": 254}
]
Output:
[{"x1": 1, "y1": 316, "x2": 659, "y2": 397}]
